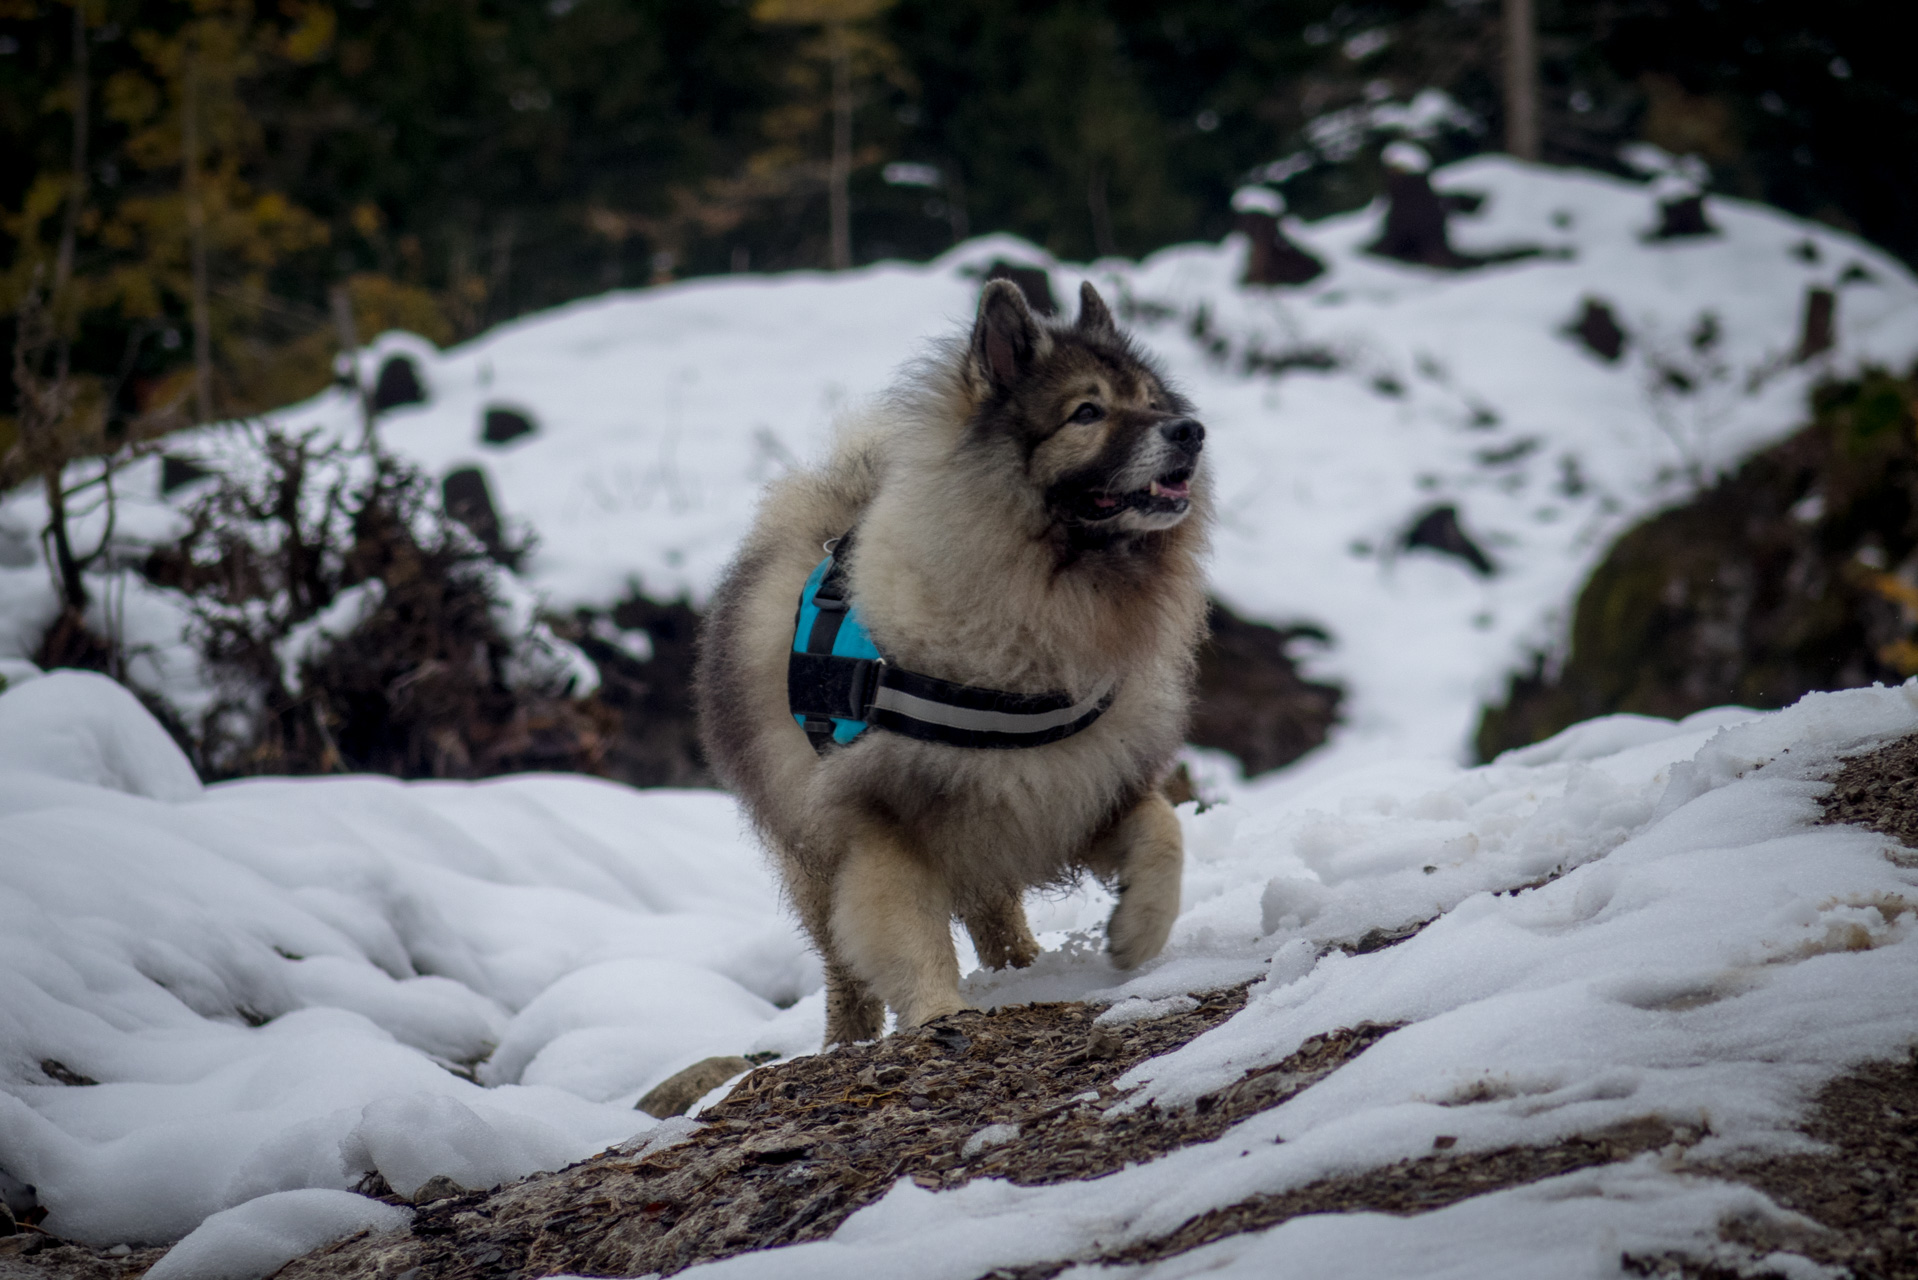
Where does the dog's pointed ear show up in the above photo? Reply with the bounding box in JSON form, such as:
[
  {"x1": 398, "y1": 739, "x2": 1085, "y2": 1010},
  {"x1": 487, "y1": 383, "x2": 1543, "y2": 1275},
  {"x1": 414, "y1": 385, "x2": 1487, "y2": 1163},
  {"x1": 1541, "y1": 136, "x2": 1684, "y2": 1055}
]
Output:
[
  {"x1": 1077, "y1": 281, "x2": 1116, "y2": 336},
  {"x1": 971, "y1": 279, "x2": 1041, "y2": 391}
]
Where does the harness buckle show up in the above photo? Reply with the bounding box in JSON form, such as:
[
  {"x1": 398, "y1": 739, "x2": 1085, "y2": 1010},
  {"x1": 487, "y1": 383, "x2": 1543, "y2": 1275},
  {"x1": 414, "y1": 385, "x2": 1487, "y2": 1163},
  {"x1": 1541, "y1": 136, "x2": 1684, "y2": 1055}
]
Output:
[{"x1": 845, "y1": 656, "x2": 885, "y2": 719}]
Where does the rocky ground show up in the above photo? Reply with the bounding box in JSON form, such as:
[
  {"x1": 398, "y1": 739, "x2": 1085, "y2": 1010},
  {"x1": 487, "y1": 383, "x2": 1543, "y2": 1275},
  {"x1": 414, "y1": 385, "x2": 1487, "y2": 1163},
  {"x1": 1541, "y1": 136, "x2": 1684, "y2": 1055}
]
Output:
[{"x1": 4, "y1": 733, "x2": 1917, "y2": 1280}]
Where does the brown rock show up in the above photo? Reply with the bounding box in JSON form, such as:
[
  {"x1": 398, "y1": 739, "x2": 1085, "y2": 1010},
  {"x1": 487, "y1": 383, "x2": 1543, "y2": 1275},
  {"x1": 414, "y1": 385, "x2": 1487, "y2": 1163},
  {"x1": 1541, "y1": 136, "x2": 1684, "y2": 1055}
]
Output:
[
  {"x1": 409, "y1": 1174, "x2": 466, "y2": 1205},
  {"x1": 636, "y1": 1056, "x2": 755, "y2": 1118}
]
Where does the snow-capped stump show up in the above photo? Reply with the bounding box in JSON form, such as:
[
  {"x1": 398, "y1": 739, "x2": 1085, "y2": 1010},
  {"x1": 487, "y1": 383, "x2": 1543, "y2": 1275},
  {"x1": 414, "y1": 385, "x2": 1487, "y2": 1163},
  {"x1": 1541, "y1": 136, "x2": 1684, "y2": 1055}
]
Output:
[
  {"x1": 1370, "y1": 141, "x2": 1460, "y2": 268},
  {"x1": 1403, "y1": 503, "x2": 1496, "y2": 576},
  {"x1": 1617, "y1": 143, "x2": 1718, "y2": 241},
  {"x1": 982, "y1": 260, "x2": 1056, "y2": 315},
  {"x1": 1651, "y1": 174, "x2": 1717, "y2": 240},
  {"x1": 439, "y1": 467, "x2": 507, "y2": 564},
  {"x1": 1567, "y1": 296, "x2": 1628, "y2": 362},
  {"x1": 1796, "y1": 285, "x2": 1837, "y2": 361},
  {"x1": 1230, "y1": 186, "x2": 1324, "y2": 286},
  {"x1": 370, "y1": 355, "x2": 427, "y2": 414},
  {"x1": 479, "y1": 405, "x2": 536, "y2": 446},
  {"x1": 1369, "y1": 143, "x2": 1535, "y2": 271}
]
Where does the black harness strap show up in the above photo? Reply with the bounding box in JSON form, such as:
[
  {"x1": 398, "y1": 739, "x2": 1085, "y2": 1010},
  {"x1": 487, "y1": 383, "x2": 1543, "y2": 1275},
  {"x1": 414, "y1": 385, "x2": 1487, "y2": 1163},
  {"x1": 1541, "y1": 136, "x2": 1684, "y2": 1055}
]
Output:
[{"x1": 794, "y1": 532, "x2": 858, "y2": 751}]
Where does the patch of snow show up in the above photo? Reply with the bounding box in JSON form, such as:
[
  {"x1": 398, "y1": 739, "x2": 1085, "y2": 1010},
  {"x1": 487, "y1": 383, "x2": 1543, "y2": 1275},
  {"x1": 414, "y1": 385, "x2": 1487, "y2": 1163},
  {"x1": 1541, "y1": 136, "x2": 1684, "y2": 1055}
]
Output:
[
  {"x1": 614, "y1": 1114, "x2": 704, "y2": 1159},
  {"x1": 1094, "y1": 995, "x2": 1201, "y2": 1026},
  {"x1": 1047, "y1": 1162, "x2": 1842, "y2": 1280},
  {"x1": 1380, "y1": 140, "x2": 1431, "y2": 174},
  {"x1": 1229, "y1": 187, "x2": 1286, "y2": 216},
  {"x1": 961, "y1": 1124, "x2": 1020, "y2": 1157},
  {"x1": 144, "y1": 1190, "x2": 411, "y2": 1280},
  {"x1": 278, "y1": 581, "x2": 384, "y2": 695},
  {"x1": 687, "y1": 1066, "x2": 759, "y2": 1119}
]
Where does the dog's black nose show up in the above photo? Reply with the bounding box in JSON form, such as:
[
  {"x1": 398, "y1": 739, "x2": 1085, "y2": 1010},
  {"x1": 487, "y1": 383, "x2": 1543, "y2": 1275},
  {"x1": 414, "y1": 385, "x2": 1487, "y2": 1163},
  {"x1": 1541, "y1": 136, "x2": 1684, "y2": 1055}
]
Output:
[{"x1": 1160, "y1": 418, "x2": 1205, "y2": 453}]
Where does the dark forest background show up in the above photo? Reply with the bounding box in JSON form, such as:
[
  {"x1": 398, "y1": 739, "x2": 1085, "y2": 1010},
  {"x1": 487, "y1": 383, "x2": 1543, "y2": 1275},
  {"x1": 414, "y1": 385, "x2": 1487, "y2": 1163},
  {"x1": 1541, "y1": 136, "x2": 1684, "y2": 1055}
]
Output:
[{"x1": 3, "y1": 0, "x2": 1915, "y2": 454}]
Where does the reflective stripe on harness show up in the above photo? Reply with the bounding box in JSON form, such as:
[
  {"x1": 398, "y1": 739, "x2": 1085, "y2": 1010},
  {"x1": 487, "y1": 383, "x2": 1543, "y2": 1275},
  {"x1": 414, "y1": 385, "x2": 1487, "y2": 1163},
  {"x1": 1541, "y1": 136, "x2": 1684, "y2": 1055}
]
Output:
[{"x1": 787, "y1": 530, "x2": 1114, "y2": 753}]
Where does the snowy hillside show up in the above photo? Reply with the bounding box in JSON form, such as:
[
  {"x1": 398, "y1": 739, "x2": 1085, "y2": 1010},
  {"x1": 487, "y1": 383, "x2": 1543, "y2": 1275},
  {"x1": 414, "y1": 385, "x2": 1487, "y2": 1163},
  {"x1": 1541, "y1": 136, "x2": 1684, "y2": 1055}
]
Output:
[
  {"x1": 5, "y1": 156, "x2": 1918, "y2": 764},
  {"x1": 5, "y1": 158, "x2": 1918, "y2": 1270}
]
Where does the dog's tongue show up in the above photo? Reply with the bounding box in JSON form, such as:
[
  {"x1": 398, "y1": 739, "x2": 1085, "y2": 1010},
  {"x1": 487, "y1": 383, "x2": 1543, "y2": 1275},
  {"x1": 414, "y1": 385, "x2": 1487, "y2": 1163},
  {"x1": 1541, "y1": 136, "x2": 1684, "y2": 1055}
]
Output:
[{"x1": 1149, "y1": 478, "x2": 1191, "y2": 500}]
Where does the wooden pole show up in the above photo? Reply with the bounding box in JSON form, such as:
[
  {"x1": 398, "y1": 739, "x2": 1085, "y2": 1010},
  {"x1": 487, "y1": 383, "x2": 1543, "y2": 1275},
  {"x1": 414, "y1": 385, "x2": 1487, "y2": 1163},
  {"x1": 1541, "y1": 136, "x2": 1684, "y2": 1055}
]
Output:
[{"x1": 1502, "y1": 0, "x2": 1539, "y2": 161}]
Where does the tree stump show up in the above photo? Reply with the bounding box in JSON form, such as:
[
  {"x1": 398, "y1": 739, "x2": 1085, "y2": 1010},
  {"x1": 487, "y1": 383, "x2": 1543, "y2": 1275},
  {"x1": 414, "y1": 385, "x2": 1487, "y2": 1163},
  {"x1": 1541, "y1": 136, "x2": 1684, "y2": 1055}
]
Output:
[{"x1": 1231, "y1": 187, "x2": 1324, "y2": 286}]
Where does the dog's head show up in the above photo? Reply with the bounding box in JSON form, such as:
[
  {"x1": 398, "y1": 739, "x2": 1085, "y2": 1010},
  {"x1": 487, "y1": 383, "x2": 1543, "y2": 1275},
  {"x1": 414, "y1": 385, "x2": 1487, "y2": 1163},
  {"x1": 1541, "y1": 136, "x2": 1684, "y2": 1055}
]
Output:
[{"x1": 963, "y1": 279, "x2": 1204, "y2": 539}]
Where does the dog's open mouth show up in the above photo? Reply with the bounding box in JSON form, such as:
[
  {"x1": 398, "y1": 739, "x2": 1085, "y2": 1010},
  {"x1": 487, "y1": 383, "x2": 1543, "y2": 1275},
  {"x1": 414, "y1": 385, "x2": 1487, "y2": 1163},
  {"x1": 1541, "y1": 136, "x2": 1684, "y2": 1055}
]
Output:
[{"x1": 1086, "y1": 467, "x2": 1194, "y2": 519}]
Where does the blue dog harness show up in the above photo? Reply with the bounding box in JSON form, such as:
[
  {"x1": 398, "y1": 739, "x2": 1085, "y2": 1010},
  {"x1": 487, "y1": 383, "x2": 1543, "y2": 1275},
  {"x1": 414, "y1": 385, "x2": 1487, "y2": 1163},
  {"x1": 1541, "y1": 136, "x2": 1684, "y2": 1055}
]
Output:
[{"x1": 788, "y1": 531, "x2": 1114, "y2": 753}]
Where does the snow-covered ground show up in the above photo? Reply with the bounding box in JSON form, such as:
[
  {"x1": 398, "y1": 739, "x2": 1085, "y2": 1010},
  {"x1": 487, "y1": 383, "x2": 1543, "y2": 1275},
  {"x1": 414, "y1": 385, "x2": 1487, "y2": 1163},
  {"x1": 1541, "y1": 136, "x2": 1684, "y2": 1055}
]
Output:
[
  {"x1": 4, "y1": 157, "x2": 1918, "y2": 1271},
  {"x1": 5, "y1": 658, "x2": 1918, "y2": 1275}
]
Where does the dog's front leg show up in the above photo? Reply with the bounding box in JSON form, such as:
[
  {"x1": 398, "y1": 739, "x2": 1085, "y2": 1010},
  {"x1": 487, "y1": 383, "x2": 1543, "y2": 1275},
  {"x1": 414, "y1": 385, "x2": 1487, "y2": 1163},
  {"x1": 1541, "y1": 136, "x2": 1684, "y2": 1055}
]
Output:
[
  {"x1": 831, "y1": 823, "x2": 968, "y2": 1029},
  {"x1": 1091, "y1": 792, "x2": 1185, "y2": 969},
  {"x1": 961, "y1": 893, "x2": 1040, "y2": 971}
]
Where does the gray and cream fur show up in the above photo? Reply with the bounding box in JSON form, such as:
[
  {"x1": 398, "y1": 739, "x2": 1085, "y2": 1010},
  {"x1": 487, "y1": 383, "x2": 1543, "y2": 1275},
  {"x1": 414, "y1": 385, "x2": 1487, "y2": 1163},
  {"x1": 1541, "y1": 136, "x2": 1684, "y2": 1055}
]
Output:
[{"x1": 695, "y1": 280, "x2": 1211, "y2": 1045}]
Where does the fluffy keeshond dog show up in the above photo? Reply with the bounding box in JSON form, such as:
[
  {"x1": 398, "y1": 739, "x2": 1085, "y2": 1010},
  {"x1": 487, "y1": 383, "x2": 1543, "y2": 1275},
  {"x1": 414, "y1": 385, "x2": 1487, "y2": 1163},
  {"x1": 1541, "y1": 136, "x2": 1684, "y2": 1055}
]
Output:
[{"x1": 695, "y1": 278, "x2": 1210, "y2": 1045}]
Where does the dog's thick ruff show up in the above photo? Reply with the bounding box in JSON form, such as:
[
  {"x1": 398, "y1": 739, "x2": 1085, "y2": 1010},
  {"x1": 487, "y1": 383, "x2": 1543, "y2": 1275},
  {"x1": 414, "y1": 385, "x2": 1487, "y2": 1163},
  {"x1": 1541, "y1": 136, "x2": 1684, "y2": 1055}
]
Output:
[{"x1": 696, "y1": 280, "x2": 1211, "y2": 1045}]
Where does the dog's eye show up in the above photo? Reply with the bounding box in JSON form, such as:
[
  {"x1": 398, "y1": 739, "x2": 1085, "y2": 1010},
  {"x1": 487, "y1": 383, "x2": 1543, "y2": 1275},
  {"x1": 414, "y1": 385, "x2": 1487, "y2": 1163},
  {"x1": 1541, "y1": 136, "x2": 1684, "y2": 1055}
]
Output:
[{"x1": 1068, "y1": 402, "x2": 1104, "y2": 424}]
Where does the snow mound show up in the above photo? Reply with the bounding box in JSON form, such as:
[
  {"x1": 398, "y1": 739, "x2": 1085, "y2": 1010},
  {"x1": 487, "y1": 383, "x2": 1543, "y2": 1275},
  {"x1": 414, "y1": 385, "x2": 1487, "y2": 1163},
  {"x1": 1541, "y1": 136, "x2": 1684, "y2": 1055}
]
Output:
[
  {"x1": 0, "y1": 670, "x2": 201, "y2": 802},
  {"x1": 143, "y1": 1190, "x2": 411, "y2": 1280},
  {"x1": 0, "y1": 675, "x2": 820, "y2": 1246}
]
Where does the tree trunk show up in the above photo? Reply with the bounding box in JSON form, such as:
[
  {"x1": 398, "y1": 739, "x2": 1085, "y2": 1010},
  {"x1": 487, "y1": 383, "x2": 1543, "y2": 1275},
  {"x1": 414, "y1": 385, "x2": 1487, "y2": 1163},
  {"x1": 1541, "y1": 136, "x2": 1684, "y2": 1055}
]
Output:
[
  {"x1": 827, "y1": 22, "x2": 853, "y2": 271},
  {"x1": 183, "y1": 38, "x2": 214, "y2": 425},
  {"x1": 43, "y1": 0, "x2": 90, "y2": 610},
  {"x1": 1502, "y1": 0, "x2": 1539, "y2": 161},
  {"x1": 43, "y1": 473, "x2": 86, "y2": 611}
]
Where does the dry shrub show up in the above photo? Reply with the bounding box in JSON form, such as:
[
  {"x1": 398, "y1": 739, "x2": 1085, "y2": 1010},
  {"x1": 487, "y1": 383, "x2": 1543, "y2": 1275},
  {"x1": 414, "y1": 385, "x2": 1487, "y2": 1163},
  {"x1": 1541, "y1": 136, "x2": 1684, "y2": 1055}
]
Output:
[{"x1": 146, "y1": 426, "x2": 611, "y2": 780}]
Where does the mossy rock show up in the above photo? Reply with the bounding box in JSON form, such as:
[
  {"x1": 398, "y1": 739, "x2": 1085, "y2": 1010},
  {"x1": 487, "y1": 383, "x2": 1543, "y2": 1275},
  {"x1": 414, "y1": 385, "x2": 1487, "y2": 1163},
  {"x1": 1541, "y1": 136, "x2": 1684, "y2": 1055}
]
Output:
[{"x1": 1477, "y1": 367, "x2": 1918, "y2": 760}]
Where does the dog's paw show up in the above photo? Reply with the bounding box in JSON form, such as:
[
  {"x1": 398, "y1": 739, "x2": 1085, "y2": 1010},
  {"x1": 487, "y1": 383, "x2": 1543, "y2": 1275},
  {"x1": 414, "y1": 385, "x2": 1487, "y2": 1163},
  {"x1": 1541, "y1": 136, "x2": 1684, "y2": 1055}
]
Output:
[
  {"x1": 1106, "y1": 887, "x2": 1177, "y2": 970},
  {"x1": 979, "y1": 925, "x2": 1040, "y2": 971},
  {"x1": 895, "y1": 991, "x2": 972, "y2": 1030}
]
